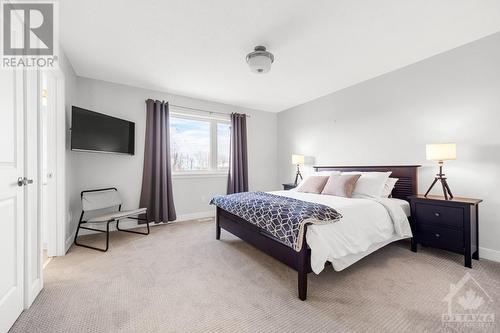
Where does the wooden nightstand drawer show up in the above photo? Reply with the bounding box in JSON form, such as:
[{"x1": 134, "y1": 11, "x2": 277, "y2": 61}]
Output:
[
  {"x1": 415, "y1": 202, "x2": 463, "y2": 229},
  {"x1": 410, "y1": 195, "x2": 482, "y2": 268},
  {"x1": 417, "y1": 224, "x2": 464, "y2": 253}
]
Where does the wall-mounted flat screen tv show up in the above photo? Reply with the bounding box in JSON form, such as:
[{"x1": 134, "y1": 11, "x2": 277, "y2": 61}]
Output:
[{"x1": 71, "y1": 106, "x2": 135, "y2": 155}]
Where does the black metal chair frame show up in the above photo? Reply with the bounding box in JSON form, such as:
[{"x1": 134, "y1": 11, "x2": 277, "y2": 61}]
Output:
[{"x1": 73, "y1": 188, "x2": 150, "y2": 252}]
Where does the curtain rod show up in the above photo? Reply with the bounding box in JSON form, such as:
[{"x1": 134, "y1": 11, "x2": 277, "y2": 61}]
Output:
[{"x1": 169, "y1": 103, "x2": 251, "y2": 118}]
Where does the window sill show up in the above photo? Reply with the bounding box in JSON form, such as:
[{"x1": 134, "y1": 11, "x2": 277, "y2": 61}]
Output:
[{"x1": 172, "y1": 172, "x2": 228, "y2": 179}]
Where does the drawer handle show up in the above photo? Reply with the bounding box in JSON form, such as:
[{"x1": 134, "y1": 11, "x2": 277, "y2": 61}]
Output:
[
  {"x1": 434, "y1": 212, "x2": 440, "y2": 217},
  {"x1": 435, "y1": 233, "x2": 441, "y2": 238}
]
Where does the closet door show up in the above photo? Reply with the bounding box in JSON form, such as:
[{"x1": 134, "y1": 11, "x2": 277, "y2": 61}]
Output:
[{"x1": 0, "y1": 67, "x2": 25, "y2": 333}]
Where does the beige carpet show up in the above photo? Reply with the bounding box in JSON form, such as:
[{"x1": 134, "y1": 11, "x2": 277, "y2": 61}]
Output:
[{"x1": 10, "y1": 220, "x2": 500, "y2": 333}]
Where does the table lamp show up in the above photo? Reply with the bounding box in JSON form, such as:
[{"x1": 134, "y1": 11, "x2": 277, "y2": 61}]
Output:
[
  {"x1": 424, "y1": 143, "x2": 456, "y2": 200},
  {"x1": 292, "y1": 154, "x2": 305, "y2": 186}
]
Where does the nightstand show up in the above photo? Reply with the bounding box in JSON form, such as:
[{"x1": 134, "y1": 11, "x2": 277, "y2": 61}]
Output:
[
  {"x1": 409, "y1": 195, "x2": 482, "y2": 268},
  {"x1": 282, "y1": 183, "x2": 297, "y2": 190}
]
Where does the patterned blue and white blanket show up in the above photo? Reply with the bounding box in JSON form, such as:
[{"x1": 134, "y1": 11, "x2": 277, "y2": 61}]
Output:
[{"x1": 210, "y1": 191, "x2": 342, "y2": 251}]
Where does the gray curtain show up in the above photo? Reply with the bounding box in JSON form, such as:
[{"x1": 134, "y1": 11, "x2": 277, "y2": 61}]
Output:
[
  {"x1": 139, "y1": 99, "x2": 176, "y2": 223},
  {"x1": 227, "y1": 113, "x2": 248, "y2": 194}
]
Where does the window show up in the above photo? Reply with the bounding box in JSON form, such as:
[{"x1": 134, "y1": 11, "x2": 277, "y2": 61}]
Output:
[
  {"x1": 217, "y1": 123, "x2": 230, "y2": 169},
  {"x1": 170, "y1": 113, "x2": 231, "y2": 174},
  {"x1": 170, "y1": 117, "x2": 210, "y2": 171}
]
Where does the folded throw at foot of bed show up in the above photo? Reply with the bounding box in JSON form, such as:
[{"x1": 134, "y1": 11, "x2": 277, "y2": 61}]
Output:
[{"x1": 210, "y1": 191, "x2": 342, "y2": 251}]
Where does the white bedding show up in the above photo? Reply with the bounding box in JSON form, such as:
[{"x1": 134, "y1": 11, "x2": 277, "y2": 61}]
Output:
[
  {"x1": 390, "y1": 198, "x2": 411, "y2": 217},
  {"x1": 270, "y1": 191, "x2": 413, "y2": 274}
]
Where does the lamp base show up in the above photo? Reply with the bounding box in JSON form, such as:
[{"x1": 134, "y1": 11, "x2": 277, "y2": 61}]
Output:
[
  {"x1": 424, "y1": 164, "x2": 453, "y2": 200},
  {"x1": 294, "y1": 165, "x2": 303, "y2": 186}
]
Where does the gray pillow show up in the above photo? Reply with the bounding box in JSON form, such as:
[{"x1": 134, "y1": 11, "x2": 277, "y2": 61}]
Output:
[{"x1": 321, "y1": 174, "x2": 361, "y2": 198}]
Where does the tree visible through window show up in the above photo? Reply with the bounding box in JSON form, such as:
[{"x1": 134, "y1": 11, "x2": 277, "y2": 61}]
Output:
[{"x1": 170, "y1": 115, "x2": 230, "y2": 173}]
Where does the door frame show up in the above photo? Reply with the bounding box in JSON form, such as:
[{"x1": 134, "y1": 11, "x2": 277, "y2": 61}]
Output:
[
  {"x1": 54, "y1": 69, "x2": 66, "y2": 257},
  {"x1": 38, "y1": 68, "x2": 66, "y2": 258}
]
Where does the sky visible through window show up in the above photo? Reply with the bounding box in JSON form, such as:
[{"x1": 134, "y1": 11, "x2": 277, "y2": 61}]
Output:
[
  {"x1": 217, "y1": 123, "x2": 230, "y2": 169},
  {"x1": 170, "y1": 116, "x2": 230, "y2": 172}
]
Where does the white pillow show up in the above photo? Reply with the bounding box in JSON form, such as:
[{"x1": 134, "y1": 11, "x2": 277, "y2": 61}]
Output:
[
  {"x1": 342, "y1": 171, "x2": 392, "y2": 198},
  {"x1": 381, "y1": 178, "x2": 399, "y2": 198}
]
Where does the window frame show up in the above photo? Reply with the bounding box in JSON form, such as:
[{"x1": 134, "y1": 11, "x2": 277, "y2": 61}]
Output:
[{"x1": 169, "y1": 109, "x2": 230, "y2": 177}]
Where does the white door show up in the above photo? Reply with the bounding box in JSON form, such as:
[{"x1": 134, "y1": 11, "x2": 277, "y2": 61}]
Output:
[
  {"x1": 0, "y1": 68, "x2": 25, "y2": 332},
  {"x1": 24, "y1": 69, "x2": 42, "y2": 307}
]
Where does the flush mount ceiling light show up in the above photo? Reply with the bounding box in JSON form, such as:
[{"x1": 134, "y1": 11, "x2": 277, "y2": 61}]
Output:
[{"x1": 246, "y1": 46, "x2": 274, "y2": 74}]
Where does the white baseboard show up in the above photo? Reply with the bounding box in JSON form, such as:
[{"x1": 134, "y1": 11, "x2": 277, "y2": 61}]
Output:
[
  {"x1": 65, "y1": 233, "x2": 74, "y2": 254},
  {"x1": 175, "y1": 210, "x2": 215, "y2": 222},
  {"x1": 63, "y1": 217, "x2": 500, "y2": 264},
  {"x1": 479, "y1": 247, "x2": 500, "y2": 263},
  {"x1": 64, "y1": 210, "x2": 215, "y2": 254}
]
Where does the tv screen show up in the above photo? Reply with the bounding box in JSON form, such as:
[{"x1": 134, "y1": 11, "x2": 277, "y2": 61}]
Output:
[{"x1": 71, "y1": 106, "x2": 135, "y2": 155}]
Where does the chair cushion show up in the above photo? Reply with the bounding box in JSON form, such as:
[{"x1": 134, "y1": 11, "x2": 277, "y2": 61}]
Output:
[
  {"x1": 82, "y1": 189, "x2": 122, "y2": 211},
  {"x1": 87, "y1": 208, "x2": 147, "y2": 223}
]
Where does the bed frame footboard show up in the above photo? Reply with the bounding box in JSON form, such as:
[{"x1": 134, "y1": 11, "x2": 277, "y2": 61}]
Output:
[{"x1": 216, "y1": 207, "x2": 311, "y2": 300}]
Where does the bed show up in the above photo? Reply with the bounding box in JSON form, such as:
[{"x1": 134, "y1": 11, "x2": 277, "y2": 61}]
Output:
[{"x1": 215, "y1": 165, "x2": 420, "y2": 300}]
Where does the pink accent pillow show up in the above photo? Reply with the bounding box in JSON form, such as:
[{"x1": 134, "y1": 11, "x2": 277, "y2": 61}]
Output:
[
  {"x1": 321, "y1": 174, "x2": 361, "y2": 198},
  {"x1": 296, "y1": 176, "x2": 329, "y2": 194}
]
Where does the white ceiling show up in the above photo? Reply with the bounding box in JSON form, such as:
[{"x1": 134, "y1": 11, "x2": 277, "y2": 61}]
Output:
[{"x1": 60, "y1": 0, "x2": 500, "y2": 112}]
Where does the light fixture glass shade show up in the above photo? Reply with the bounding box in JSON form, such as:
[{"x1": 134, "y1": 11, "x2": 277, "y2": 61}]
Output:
[
  {"x1": 246, "y1": 46, "x2": 274, "y2": 74},
  {"x1": 247, "y1": 54, "x2": 272, "y2": 73},
  {"x1": 426, "y1": 143, "x2": 456, "y2": 161},
  {"x1": 292, "y1": 154, "x2": 305, "y2": 165}
]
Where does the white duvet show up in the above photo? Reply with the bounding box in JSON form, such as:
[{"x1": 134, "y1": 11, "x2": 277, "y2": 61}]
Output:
[{"x1": 270, "y1": 191, "x2": 413, "y2": 274}]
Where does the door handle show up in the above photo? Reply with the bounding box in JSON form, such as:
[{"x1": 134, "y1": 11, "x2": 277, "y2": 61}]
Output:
[{"x1": 17, "y1": 177, "x2": 33, "y2": 186}]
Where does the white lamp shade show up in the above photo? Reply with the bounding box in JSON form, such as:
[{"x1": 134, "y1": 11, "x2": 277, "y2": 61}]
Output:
[
  {"x1": 292, "y1": 154, "x2": 305, "y2": 165},
  {"x1": 426, "y1": 143, "x2": 456, "y2": 161}
]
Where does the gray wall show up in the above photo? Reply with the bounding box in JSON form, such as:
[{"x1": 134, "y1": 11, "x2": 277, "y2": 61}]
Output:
[
  {"x1": 67, "y1": 78, "x2": 278, "y2": 243},
  {"x1": 277, "y1": 33, "x2": 500, "y2": 259}
]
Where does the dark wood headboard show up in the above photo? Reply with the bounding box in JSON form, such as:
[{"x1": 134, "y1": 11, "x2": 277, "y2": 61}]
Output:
[{"x1": 313, "y1": 165, "x2": 420, "y2": 201}]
